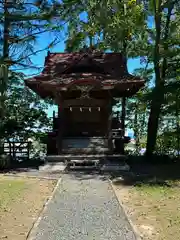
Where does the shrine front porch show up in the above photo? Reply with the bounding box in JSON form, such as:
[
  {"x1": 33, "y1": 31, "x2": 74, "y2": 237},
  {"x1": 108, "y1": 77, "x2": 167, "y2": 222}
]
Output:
[
  {"x1": 45, "y1": 153, "x2": 130, "y2": 172},
  {"x1": 46, "y1": 105, "x2": 130, "y2": 170}
]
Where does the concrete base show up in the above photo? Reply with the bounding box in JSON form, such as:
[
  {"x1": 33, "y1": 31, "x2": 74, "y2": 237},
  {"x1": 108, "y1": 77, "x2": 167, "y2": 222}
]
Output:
[
  {"x1": 46, "y1": 154, "x2": 127, "y2": 162},
  {"x1": 100, "y1": 163, "x2": 130, "y2": 172},
  {"x1": 39, "y1": 162, "x2": 67, "y2": 173},
  {"x1": 45, "y1": 154, "x2": 129, "y2": 172}
]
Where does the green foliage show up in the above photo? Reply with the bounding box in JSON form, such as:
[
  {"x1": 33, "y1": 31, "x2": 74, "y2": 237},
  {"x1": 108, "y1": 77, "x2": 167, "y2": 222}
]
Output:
[
  {"x1": 0, "y1": 72, "x2": 52, "y2": 142},
  {"x1": 0, "y1": 0, "x2": 63, "y2": 68},
  {"x1": 63, "y1": 0, "x2": 147, "y2": 54},
  {"x1": 0, "y1": 0, "x2": 61, "y2": 151}
]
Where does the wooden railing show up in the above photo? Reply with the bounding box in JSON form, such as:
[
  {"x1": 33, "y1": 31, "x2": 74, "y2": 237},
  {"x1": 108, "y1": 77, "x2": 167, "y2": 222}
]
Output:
[{"x1": 3, "y1": 141, "x2": 31, "y2": 160}]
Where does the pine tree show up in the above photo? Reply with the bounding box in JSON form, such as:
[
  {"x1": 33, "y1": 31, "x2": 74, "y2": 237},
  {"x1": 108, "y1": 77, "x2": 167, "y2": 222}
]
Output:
[{"x1": 0, "y1": 0, "x2": 64, "y2": 152}]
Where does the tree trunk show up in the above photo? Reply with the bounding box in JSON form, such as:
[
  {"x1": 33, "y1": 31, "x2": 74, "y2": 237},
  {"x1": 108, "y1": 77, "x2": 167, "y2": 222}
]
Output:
[
  {"x1": 175, "y1": 92, "x2": 180, "y2": 159},
  {"x1": 0, "y1": 0, "x2": 10, "y2": 154},
  {"x1": 1, "y1": 0, "x2": 9, "y2": 101},
  {"x1": 134, "y1": 104, "x2": 140, "y2": 154},
  {"x1": 146, "y1": 1, "x2": 174, "y2": 157},
  {"x1": 146, "y1": 0, "x2": 162, "y2": 157},
  {"x1": 146, "y1": 99, "x2": 162, "y2": 156}
]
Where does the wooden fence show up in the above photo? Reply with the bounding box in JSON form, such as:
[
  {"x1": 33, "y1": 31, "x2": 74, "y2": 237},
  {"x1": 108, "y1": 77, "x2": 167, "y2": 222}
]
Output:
[{"x1": 3, "y1": 141, "x2": 31, "y2": 160}]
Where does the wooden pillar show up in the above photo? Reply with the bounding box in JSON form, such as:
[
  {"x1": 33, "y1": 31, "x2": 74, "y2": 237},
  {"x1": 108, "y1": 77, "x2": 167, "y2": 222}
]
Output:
[
  {"x1": 55, "y1": 93, "x2": 64, "y2": 155},
  {"x1": 53, "y1": 110, "x2": 55, "y2": 119},
  {"x1": 121, "y1": 97, "x2": 126, "y2": 154},
  {"x1": 121, "y1": 97, "x2": 126, "y2": 136},
  {"x1": 52, "y1": 110, "x2": 56, "y2": 131},
  {"x1": 57, "y1": 105, "x2": 61, "y2": 154},
  {"x1": 107, "y1": 100, "x2": 113, "y2": 152}
]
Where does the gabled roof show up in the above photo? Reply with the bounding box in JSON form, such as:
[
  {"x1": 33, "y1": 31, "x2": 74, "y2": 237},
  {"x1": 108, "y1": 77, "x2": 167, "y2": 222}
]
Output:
[
  {"x1": 41, "y1": 51, "x2": 128, "y2": 77},
  {"x1": 25, "y1": 51, "x2": 144, "y2": 98}
]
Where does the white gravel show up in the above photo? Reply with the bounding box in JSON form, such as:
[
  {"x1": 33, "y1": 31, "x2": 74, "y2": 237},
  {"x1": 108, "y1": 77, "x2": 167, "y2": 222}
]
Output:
[{"x1": 33, "y1": 173, "x2": 137, "y2": 240}]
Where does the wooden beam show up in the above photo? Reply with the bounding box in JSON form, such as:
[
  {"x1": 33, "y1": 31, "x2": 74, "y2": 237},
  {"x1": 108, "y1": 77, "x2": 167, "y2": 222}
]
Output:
[{"x1": 63, "y1": 99, "x2": 107, "y2": 107}]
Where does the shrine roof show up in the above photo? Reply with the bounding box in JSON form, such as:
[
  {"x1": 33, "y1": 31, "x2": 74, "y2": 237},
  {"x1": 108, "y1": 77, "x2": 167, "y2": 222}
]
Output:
[
  {"x1": 41, "y1": 52, "x2": 128, "y2": 76},
  {"x1": 25, "y1": 51, "x2": 144, "y2": 98}
]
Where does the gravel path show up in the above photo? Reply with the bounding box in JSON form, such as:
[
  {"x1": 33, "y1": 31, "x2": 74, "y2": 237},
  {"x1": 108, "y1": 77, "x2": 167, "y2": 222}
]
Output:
[{"x1": 32, "y1": 173, "x2": 137, "y2": 240}]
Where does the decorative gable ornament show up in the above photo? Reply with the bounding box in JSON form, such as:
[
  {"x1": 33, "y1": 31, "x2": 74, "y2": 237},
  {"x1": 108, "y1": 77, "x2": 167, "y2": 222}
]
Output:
[{"x1": 76, "y1": 85, "x2": 95, "y2": 99}]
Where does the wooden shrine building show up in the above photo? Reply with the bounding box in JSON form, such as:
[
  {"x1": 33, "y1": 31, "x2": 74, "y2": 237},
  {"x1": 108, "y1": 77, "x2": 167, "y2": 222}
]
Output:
[{"x1": 25, "y1": 50, "x2": 144, "y2": 156}]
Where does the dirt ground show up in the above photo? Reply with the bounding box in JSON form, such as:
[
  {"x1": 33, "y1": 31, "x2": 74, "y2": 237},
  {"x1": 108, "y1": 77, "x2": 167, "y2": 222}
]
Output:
[
  {"x1": 0, "y1": 175, "x2": 57, "y2": 240},
  {"x1": 112, "y1": 181, "x2": 180, "y2": 240}
]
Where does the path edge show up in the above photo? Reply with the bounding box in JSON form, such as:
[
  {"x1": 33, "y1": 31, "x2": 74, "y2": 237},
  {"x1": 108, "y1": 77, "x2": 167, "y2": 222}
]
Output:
[
  {"x1": 26, "y1": 177, "x2": 62, "y2": 240},
  {"x1": 109, "y1": 179, "x2": 142, "y2": 240}
]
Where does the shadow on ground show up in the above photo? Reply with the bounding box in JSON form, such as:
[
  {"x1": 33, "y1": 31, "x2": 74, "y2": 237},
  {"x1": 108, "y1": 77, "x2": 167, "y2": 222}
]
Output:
[
  {"x1": 111, "y1": 156, "x2": 180, "y2": 187},
  {"x1": 2, "y1": 156, "x2": 180, "y2": 187},
  {"x1": 63, "y1": 169, "x2": 108, "y2": 181},
  {"x1": 63, "y1": 155, "x2": 180, "y2": 185},
  {"x1": 0, "y1": 159, "x2": 44, "y2": 174}
]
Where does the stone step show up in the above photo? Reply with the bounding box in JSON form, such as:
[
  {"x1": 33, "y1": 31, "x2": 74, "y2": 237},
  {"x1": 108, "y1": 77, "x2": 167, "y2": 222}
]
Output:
[
  {"x1": 46, "y1": 154, "x2": 127, "y2": 162},
  {"x1": 46, "y1": 154, "x2": 104, "y2": 162},
  {"x1": 68, "y1": 165, "x2": 99, "y2": 170},
  {"x1": 66, "y1": 158, "x2": 100, "y2": 171},
  {"x1": 39, "y1": 162, "x2": 67, "y2": 172},
  {"x1": 42, "y1": 157, "x2": 130, "y2": 172},
  {"x1": 68, "y1": 159, "x2": 99, "y2": 164},
  {"x1": 67, "y1": 162, "x2": 99, "y2": 170},
  {"x1": 100, "y1": 163, "x2": 130, "y2": 172},
  {"x1": 61, "y1": 148, "x2": 110, "y2": 154}
]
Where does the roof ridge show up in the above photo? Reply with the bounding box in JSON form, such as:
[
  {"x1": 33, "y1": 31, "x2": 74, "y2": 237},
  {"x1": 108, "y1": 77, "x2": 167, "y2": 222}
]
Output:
[
  {"x1": 61, "y1": 53, "x2": 88, "y2": 74},
  {"x1": 47, "y1": 51, "x2": 122, "y2": 55},
  {"x1": 51, "y1": 52, "x2": 106, "y2": 77}
]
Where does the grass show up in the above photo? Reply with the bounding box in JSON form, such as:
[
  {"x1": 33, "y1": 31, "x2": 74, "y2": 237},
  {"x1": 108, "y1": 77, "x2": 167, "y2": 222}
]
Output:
[
  {"x1": 133, "y1": 184, "x2": 180, "y2": 239},
  {"x1": 0, "y1": 178, "x2": 26, "y2": 211},
  {"x1": 0, "y1": 175, "x2": 57, "y2": 240},
  {"x1": 113, "y1": 180, "x2": 180, "y2": 240}
]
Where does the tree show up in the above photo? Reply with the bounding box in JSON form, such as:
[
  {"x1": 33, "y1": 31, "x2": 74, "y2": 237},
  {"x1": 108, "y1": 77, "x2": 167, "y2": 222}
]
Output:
[
  {"x1": 63, "y1": 0, "x2": 146, "y2": 55},
  {"x1": 0, "y1": 71, "x2": 52, "y2": 141},
  {"x1": 145, "y1": 0, "x2": 180, "y2": 156},
  {"x1": 126, "y1": 67, "x2": 153, "y2": 153},
  {"x1": 0, "y1": 0, "x2": 66, "y2": 101},
  {"x1": 0, "y1": 0, "x2": 65, "y2": 151}
]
